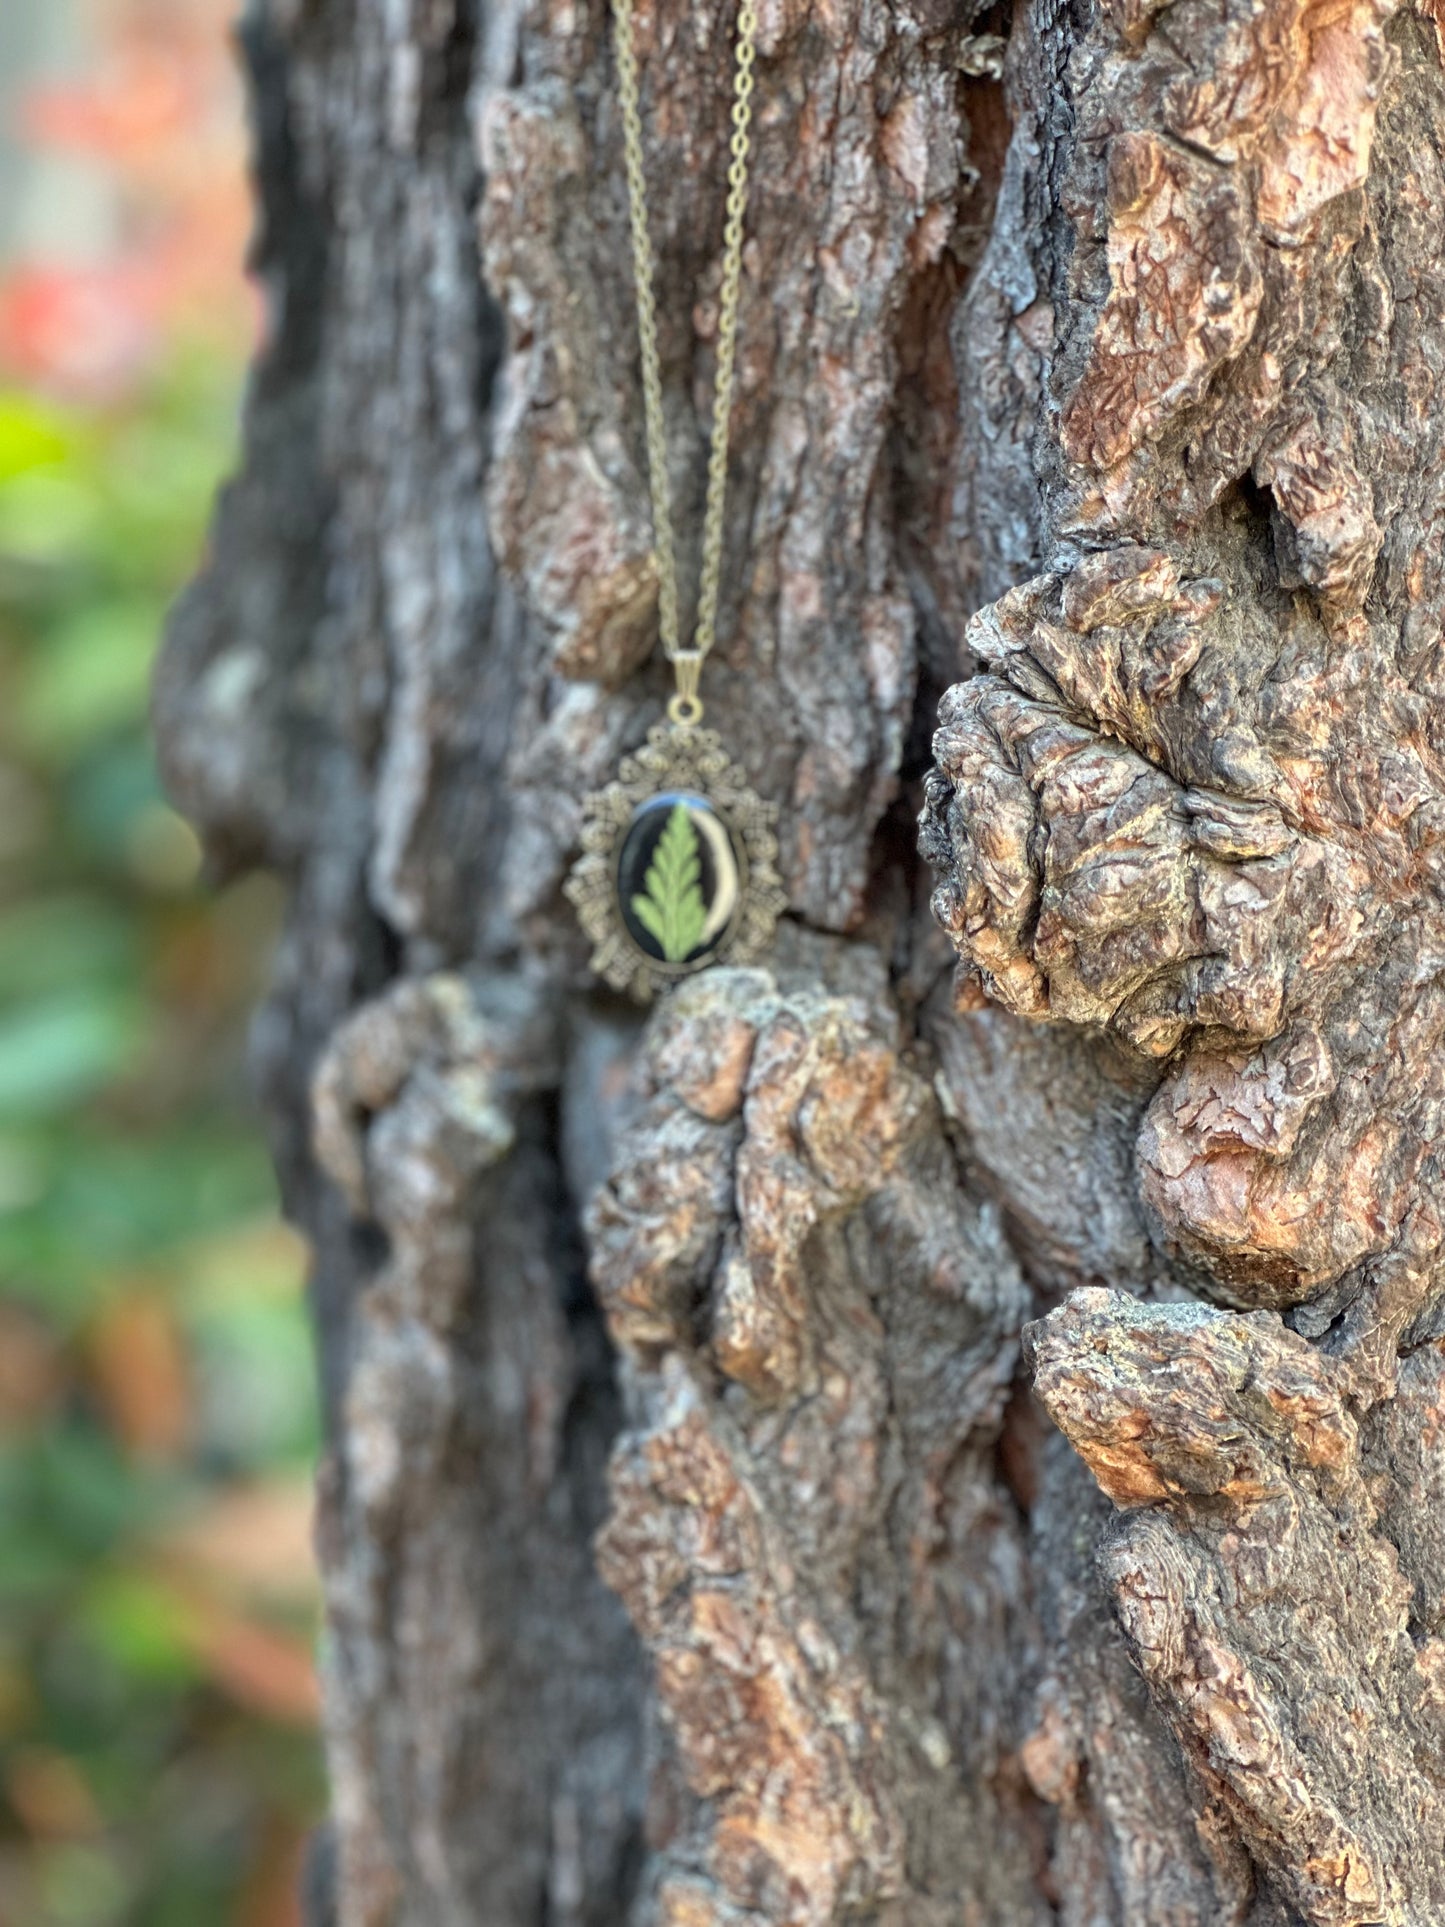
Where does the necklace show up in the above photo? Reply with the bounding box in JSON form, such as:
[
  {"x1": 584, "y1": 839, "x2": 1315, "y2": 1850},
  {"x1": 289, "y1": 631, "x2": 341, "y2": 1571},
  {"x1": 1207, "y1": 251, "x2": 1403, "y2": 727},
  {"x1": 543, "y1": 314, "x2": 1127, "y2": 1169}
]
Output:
[{"x1": 565, "y1": 0, "x2": 787, "y2": 1002}]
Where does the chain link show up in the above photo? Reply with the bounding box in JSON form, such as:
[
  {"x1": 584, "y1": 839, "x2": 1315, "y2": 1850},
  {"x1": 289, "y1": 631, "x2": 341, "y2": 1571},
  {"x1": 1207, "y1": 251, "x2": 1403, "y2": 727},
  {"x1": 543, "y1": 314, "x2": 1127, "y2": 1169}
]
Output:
[{"x1": 611, "y1": 0, "x2": 759, "y2": 722}]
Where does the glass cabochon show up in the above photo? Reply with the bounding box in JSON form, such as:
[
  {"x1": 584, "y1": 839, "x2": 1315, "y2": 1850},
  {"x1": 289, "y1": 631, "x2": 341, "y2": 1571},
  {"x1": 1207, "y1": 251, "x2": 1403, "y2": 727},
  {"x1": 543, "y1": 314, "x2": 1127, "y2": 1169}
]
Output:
[{"x1": 615, "y1": 790, "x2": 746, "y2": 969}]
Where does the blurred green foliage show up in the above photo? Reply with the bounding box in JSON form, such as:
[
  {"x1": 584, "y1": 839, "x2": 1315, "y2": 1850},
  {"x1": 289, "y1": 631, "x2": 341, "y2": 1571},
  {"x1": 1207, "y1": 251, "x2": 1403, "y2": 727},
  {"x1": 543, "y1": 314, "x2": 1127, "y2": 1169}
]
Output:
[{"x1": 0, "y1": 353, "x2": 324, "y2": 1926}]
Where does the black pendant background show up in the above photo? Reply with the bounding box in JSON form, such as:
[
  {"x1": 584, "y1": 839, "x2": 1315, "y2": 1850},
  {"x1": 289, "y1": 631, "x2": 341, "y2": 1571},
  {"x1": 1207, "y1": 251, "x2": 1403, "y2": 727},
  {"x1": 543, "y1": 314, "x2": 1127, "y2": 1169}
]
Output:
[{"x1": 615, "y1": 791, "x2": 744, "y2": 970}]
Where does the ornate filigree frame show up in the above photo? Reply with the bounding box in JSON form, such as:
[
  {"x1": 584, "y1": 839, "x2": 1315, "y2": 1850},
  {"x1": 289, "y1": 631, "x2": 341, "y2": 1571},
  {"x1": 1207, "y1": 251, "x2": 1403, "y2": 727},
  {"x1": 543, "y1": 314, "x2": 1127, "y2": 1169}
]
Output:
[{"x1": 565, "y1": 723, "x2": 787, "y2": 1001}]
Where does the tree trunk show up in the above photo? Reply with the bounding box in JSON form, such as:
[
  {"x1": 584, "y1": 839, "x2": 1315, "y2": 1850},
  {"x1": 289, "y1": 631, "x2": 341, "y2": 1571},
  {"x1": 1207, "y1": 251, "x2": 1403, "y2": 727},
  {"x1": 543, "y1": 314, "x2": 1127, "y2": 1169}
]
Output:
[{"x1": 155, "y1": 0, "x2": 1445, "y2": 1917}]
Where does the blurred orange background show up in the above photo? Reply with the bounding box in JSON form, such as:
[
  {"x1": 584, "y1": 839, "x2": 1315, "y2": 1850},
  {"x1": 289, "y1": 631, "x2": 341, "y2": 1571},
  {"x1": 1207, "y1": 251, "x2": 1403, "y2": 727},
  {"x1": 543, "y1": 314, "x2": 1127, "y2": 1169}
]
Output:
[{"x1": 0, "y1": 4, "x2": 324, "y2": 1923}]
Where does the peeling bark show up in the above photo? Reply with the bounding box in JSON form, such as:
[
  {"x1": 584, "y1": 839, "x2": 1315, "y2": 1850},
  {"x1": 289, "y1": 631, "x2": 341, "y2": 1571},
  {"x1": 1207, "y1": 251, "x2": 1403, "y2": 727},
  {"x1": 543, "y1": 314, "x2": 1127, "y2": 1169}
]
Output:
[{"x1": 156, "y1": 0, "x2": 1445, "y2": 1917}]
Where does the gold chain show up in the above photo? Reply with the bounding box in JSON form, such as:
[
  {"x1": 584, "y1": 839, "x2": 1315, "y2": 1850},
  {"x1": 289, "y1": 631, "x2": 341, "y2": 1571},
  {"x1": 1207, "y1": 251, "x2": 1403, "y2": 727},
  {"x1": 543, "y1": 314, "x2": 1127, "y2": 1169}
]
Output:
[{"x1": 611, "y1": 0, "x2": 758, "y2": 727}]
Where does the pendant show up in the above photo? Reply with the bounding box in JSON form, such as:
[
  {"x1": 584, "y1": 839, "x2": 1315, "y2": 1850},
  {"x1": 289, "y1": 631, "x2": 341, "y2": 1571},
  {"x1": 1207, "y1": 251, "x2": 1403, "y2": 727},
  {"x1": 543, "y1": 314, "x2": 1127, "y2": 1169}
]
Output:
[{"x1": 565, "y1": 722, "x2": 787, "y2": 1001}]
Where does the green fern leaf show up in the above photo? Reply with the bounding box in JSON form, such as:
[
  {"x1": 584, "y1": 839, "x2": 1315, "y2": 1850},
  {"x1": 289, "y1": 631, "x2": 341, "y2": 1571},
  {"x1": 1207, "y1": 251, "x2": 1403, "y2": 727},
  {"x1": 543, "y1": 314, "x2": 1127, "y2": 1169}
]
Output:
[{"x1": 632, "y1": 802, "x2": 707, "y2": 962}]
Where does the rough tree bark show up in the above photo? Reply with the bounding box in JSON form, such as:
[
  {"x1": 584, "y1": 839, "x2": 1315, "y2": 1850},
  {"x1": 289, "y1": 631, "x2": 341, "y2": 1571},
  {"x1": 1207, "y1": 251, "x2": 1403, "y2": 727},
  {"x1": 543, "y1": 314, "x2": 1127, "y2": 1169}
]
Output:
[{"x1": 156, "y1": 0, "x2": 1445, "y2": 1917}]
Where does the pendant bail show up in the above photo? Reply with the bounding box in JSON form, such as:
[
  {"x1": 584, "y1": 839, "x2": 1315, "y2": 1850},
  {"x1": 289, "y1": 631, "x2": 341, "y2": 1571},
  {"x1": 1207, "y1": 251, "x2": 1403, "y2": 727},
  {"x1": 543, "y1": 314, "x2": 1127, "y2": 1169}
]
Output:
[{"x1": 669, "y1": 650, "x2": 704, "y2": 726}]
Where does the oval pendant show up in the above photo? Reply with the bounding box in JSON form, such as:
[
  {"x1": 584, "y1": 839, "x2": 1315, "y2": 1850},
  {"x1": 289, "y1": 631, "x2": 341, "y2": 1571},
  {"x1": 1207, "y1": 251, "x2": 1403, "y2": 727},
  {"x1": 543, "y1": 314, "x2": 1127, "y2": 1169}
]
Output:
[
  {"x1": 565, "y1": 723, "x2": 787, "y2": 1001},
  {"x1": 616, "y1": 792, "x2": 745, "y2": 971}
]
